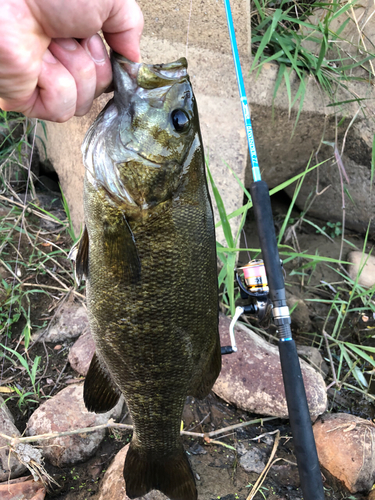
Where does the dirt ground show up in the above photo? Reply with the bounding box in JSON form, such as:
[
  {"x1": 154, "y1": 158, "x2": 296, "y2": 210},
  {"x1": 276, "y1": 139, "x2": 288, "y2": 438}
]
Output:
[{"x1": 1, "y1": 188, "x2": 374, "y2": 500}]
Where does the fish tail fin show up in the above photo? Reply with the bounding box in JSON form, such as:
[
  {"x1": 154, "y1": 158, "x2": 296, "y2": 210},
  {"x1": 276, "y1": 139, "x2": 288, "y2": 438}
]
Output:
[{"x1": 124, "y1": 442, "x2": 197, "y2": 500}]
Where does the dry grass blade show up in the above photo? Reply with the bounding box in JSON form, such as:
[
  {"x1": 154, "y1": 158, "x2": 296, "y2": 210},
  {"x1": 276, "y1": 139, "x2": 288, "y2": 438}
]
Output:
[
  {"x1": 246, "y1": 430, "x2": 281, "y2": 500},
  {"x1": 0, "y1": 416, "x2": 277, "y2": 450}
]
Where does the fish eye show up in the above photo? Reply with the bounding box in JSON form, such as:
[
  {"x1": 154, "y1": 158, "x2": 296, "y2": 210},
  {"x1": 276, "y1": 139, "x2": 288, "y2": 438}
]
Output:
[{"x1": 171, "y1": 109, "x2": 190, "y2": 133}]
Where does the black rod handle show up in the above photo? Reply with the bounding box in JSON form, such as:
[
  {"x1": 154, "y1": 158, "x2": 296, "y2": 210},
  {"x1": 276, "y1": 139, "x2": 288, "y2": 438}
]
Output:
[
  {"x1": 249, "y1": 180, "x2": 325, "y2": 500},
  {"x1": 249, "y1": 181, "x2": 284, "y2": 303},
  {"x1": 279, "y1": 339, "x2": 325, "y2": 499}
]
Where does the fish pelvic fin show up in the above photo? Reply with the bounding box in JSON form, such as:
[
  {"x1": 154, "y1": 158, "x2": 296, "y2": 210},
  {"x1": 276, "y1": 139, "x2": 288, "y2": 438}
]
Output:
[
  {"x1": 84, "y1": 352, "x2": 122, "y2": 413},
  {"x1": 124, "y1": 442, "x2": 197, "y2": 500},
  {"x1": 68, "y1": 226, "x2": 89, "y2": 285}
]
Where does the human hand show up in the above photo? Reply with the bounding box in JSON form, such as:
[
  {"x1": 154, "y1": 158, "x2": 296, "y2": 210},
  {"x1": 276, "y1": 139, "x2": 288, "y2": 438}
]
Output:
[{"x1": 0, "y1": 0, "x2": 143, "y2": 122}]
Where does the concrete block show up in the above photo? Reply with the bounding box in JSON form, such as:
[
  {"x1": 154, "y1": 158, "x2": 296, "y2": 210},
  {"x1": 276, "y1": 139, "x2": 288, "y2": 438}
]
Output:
[{"x1": 39, "y1": 0, "x2": 251, "y2": 245}]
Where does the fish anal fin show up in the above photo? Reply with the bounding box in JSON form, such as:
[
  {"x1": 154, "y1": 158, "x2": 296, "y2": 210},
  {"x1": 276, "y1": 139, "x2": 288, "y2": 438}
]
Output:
[
  {"x1": 189, "y1": 335, "x2": 222, "y2": 400},
  {"x1": 124, "y1": 442, "x2": 197, "y2": 500},
  {"x1": 69, "y1": 226, "x2": 89, "y2": 285},
  {"x1": 83, "y1": 352, "x2": 121, "y2": 413},
  {"x1": 105, "y1": 215, "x2": 141, "y2": 286}
]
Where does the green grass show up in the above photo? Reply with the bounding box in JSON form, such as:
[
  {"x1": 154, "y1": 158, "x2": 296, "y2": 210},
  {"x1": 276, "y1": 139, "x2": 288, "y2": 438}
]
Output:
[
  {"x1": 251, "y1": 0, "x2": 375, "y2": 131},
  {"x1": 209, "y1": 153, "x2": 374, "y2": 403},
  {"x1": 0, "y1": 112, "x2": 78, "y2": 409}
]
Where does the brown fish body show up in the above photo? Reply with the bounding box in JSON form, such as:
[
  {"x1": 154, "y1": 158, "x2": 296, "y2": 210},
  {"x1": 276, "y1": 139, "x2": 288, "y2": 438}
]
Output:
[{"x1": 74, "y1": 53, "x2": 221, "y2": 500}]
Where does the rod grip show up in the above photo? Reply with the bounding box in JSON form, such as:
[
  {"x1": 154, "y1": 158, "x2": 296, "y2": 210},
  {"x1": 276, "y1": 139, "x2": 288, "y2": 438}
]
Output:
[
  {"x1": 249, "y1": 181, "x2": 284, "y2": 300},
  {"x1": 279, "y1": 340, "x2": 325, "y2": 500}
]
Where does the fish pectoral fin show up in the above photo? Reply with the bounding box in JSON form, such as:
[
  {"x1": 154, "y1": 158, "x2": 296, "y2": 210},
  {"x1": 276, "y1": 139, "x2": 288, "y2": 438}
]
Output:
[
  {"x1": 68, "y1": 226, "x2": 89, "y2": 285},
  {"x1": 84, "y1": 352, "x2": 122, "y2": 413},
  {"x1": 189, "y1": 334, "x2": 222, "y2": 400},
  {"x1": 124, "y1": 443, "x2": 197, "y2": 500},
  {"x1": 105, "y1": 215, "x2": 141, "y2": 286}
]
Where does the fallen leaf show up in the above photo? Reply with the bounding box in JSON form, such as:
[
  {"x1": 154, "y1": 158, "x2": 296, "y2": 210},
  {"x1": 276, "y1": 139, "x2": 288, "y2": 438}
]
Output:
[{"x1": 0, "y1": 386, "x2": 15, "y2": 393}]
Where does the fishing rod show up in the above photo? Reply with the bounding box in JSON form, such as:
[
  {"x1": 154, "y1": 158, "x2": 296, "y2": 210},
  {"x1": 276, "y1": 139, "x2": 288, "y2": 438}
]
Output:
[{"x1": 222, "y1": 1, "x2": 325, "y2": 498}]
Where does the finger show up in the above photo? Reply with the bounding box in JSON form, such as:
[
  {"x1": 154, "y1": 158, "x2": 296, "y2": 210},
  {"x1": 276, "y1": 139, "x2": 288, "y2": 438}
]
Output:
[
  {"x1": 49, "y1": 38, "x2": 98, "y2": 116},
  {"x1": 80, "y1": 35, "x2": 112, "y2": 99},
  {"x1": 0, "y1": 1, "x2": 49, "y2": 103},
  {"x1": 103, "y1": 0, "x2": 144, "y2": 62},
  {"x1": 17, "y1": 49, "x2": 77, "y2": 122}
]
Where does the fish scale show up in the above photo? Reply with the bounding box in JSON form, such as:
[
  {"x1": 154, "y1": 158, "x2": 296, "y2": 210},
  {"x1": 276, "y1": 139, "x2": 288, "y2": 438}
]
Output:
[{"x1": 72, "y1": 52, "x2": 222, "y2": 500}]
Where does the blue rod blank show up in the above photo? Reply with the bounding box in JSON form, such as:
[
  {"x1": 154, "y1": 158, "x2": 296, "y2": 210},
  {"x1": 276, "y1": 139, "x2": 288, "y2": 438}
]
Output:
[{"x1": 223, "y1": 0, "x2": 261, "y2": 182}]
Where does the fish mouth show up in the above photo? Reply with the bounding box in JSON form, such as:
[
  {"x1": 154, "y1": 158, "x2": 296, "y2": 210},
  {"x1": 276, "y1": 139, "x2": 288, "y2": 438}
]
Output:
[
  {"x1": 125, "y1": 147, "x2": 162, "y2": 168},
  {"x1": 124, "y1": 147, "x2": 182, "y2": 172},
  {"x1": 112, "y1": 52, "x2": 188, "y2": 90}
]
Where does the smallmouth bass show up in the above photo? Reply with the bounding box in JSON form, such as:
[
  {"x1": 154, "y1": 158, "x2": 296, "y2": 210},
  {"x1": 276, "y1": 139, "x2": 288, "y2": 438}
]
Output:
[{"x1": 73, "y1": 52, "x2": 221, "y2": 500}]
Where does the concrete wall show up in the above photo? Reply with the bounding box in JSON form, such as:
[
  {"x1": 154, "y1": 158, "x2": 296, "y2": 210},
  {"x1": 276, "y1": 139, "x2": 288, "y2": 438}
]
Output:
[
  {"x1": 40, "y1": 0, "x2": 375, "y2": 241},
  {"x1": 40, "y1": 0, "x2": 251, "y2": 244}
]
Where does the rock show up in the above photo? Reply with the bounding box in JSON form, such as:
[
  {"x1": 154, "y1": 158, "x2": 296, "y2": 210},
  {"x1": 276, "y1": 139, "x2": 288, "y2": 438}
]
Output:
[
  {"x1": 213, "y1": 315, "x2": 327, "y2": 419},
  {"x1": 0, "y1": 395, "x2": 15, "y2": 423},
  {"x1": 189, "y1": 443, "x2": 207, "y2": 455},
  {"x1": 26, "y1": 385, "x2": 123, "y2": 467},
  {"x1": 98, "y1": 444, "x2": 168, "y2": 500},
  {"x1": 0, "y1": 397, "x2": 27, "y2": 481},
  {"x1": 0, "y1": 476, "x2": 45, "y2": 500},
  {"x1": 286, "y1": 294, "x2": 311, "y2": 331},
  {"x1": 13, "y1": 443, "x2": 43, "y2": 481},
  {"x1": 313, "y1": 413, "x2": 375, "y2": 493},
  {"x1": 68, "y1": 330, "x2": 95, "y2": 376},
  {"x1": 239, "y1": 447, "x2": 266, "y2": 473},
  {"x1": 34, "y1": 302, "x2": 89, "y2": 342},
  {"x1": 296, "y1": 345, "x2": 329, "y2": 377},
  {"x1": 347, "y1": 251, "x2": 375, "y2": 288},
  {"x1": 269, "y1": 463, "x2": 300, "y2": 488}
]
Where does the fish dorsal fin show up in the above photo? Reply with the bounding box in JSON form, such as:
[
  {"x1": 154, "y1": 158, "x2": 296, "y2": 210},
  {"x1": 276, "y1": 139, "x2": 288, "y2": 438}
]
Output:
[
  {"x1": 105, "y1": 214, "x2": 141, "y2": 286},
  {"x1": 84, "y1": 352, "x2": 122, "y2": 413},
  {"x1": 69, "y1": 226, "x2": 89, "y2": 285}
]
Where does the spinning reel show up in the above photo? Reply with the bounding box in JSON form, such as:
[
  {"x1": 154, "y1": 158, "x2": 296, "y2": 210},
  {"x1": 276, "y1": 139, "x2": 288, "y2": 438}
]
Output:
[{"x1": 221, "y1": 259, "x2": 273, "y2": 355}]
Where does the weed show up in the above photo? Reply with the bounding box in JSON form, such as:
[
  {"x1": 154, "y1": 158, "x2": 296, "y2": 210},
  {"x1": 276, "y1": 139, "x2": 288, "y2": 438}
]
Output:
[
  {"x1": 319, "y1": 221, "x2": 342, "y2": 239},
  {"x1": 0, "y1": 111, "x2": 78, "y2": 412},
  {"x1": 251, "y1": 0, "x2": 375, "y2": 128}
]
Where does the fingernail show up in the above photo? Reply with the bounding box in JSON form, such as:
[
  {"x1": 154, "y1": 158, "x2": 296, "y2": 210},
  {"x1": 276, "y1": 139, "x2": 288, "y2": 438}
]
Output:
[
  {"x1": 42, "y1": 50, "x2": 57, "y2": 64},
  {"x1": 87, "y1": 35, "x2": 107, "y2": 63},
  {"x1": 54, "y1": 38, "x2": 78, "y2": 51}
]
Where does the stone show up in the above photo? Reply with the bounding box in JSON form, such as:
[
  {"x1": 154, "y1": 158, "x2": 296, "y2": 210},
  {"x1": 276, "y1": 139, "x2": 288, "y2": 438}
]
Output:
[
  {"x1": 248, "y1": 59, "x2": 375, "y2": 238},
  {"x1": 0, "y1": 395, "x2": 15, "y2": 424},
  {"x1": 286, "y1": 294, "x2": 311, "y2": 332},
  {"x1": 269, "y1": 464, "x2": 300, "y2": 488},
  {"x1": 296, "y1": 345, "x2": 329, "y2": 378},
  {"x1": 313, "y1": 413, "x2": 375, "y2": 493},
  {"x1": 0, "y1": 476, "x2": 45, "y2": 500},
  {"x1": 213, "y1": 315, "x2": 327, "y2": 419},
  {"x1": 0, "y1": 397, "x2": 27, "y2": 481},
  {"x1": 347, "y1": 251, "x2": 375, "y2": 288},
  {"x1": 239, "y1": 447, "x2": 266, "y2": 474},
  {"x1": 26, "y1": 384, "x2": 123, "y2": 467},
  {"x1": 284, "y1": 149, "x2": 375, "y2": 237},
  {"x1": 34, "y1": 302, "x2": 89, "y2": 342},
  {"x1": 68, "y1": 330, "x2": 95, "y2": 376},
  {"x1": 98, "y1": 444, "x2": 168, "y2": 500}
]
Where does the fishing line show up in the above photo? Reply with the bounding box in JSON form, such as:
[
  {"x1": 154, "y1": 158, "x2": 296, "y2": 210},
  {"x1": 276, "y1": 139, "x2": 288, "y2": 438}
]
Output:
[
  {"x1": 1, "y1": 119, "x2": 37, "y2": 379},
  {"x1": 241, "y1": 228, "x2": 252, "y2": 262},
  {"x1": 185, "y1": 0, "x2": 193, "y2": 58}
]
